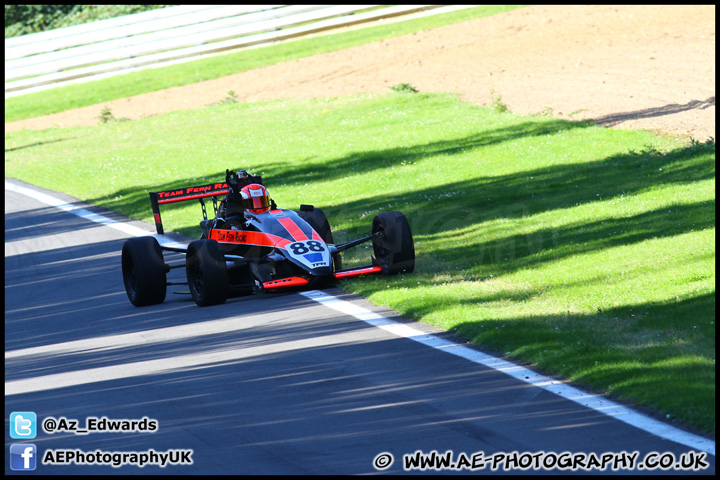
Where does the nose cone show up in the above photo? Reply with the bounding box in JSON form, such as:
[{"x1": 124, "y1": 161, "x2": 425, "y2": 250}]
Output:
[{"x1": 309, "y1": 265, "x2": 333, "y2": 277}]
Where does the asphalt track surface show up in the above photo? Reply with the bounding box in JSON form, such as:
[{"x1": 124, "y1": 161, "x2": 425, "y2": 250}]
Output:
[{"x1": 4, "y1": 180, "x2": 715, "y2": 475}]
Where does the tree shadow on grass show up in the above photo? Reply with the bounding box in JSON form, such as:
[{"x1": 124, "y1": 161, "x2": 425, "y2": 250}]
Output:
[
  {"x1": 5, "y1": 136, "x2": 79, "y2": 152},
  {"x1": 328, "y1": 137, "x2": 714, "y2": 227},
  {"x1": 425, "y1": 199, "x2": 715, "y2": 274},
  {"x1": 447, "y1": 292, "x2": 716, "y2": 433},
  {"x1": 329, "y1": 139, "x2": 714, "y2": 272},
  {"x1": 253, "y1": 117, "x2": 594, "y2": 189}
]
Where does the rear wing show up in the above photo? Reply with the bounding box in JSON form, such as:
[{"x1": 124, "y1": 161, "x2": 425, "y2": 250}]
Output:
[{"x1": 149, "y1": 182, "x2": 228, "y2": 234}]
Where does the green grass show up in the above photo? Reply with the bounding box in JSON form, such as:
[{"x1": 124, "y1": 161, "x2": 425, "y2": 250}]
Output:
[
  {"x1": 5, "y1": 92, "x2": 715, "y2": 434},
  {"x1": 5, "y1": 5, "x2": 526, "y2": 123}
]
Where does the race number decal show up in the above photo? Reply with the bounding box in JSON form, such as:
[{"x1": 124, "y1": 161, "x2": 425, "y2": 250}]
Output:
[
  {"x1": 285, "y1": 240, "x2": 330, "y2": 268},
  {"x1": 288, "y1": 241, "x2": 325, "y2": 256}
]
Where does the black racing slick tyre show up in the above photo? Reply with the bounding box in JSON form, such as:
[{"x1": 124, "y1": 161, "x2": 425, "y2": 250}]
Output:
[
  {"x1": 122, "y1": 237, "x2": 167, "y2": 306},
  {"x1": 186, "y1": 239, "x2": 229, "y2": 307},
  {"x1": 297, "y1": 207, "x2": 334, "y2": 243},
  {"x1": 372, "y1": 211, "x2": 415, "y2": 274},
  {"x1": 297, "y1": 207, "x2": 342, "y2": 271}
]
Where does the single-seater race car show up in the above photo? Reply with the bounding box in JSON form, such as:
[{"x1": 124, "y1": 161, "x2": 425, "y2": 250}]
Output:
[{"x1": 122, "y1": 169, "x2": 414, "y2": 307}]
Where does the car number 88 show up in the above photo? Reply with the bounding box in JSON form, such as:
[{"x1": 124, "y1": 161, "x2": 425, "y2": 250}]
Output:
[{"x1": 288, "y1": 240, "x2": 325, "y2": 255}]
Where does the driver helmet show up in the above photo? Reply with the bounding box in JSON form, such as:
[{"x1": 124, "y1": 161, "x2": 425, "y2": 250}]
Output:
[{"x1": 241, "y1": 183, "x2": 271, "y2": 214}]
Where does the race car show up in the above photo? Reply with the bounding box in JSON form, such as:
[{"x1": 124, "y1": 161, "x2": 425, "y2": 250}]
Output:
[{"x1": 121, "y1": 169, "x2": 414, "y2": 307}]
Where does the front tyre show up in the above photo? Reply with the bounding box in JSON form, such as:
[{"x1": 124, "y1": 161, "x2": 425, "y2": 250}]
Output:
[
  {"x1": 372, "y1": 211, "x2": 415, "y2": 274},
  {"x1": 186, "y1": 239, "x2": 229, "y2": 306},
  {"x1": 122, "y1": 237, "x2": 167, "y2": 306}
]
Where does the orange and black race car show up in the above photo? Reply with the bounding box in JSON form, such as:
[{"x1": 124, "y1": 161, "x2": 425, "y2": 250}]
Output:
[{"x1": 121, "y1": 169, "x2": 414, "y2": 307}]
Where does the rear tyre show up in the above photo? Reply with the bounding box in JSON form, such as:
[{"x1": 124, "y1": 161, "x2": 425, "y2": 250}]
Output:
[
  {"x1": 297, "y1": 207, "x2": 342, "y2": 271},
  {"x1": 372, "y1": 211, "x2": 415, "y2": 274},
  {"x1": 186, "y1": 239, "x2": 228, "y2": 306},
  {"x1": 122, "y1": 237, "x2": 167, "y2": 306}
]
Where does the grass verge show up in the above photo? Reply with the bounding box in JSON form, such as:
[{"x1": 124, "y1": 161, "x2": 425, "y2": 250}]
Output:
[{"x1": 5, "y1": 92, "x2": 715, "y2": 434}]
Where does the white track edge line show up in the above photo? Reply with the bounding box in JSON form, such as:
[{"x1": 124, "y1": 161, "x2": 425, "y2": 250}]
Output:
[
  {"x1": 5, "y1": 180, "x2": 185, "y2": 249},
  {"x1": 5, "y1": 179, "x2": 715, "y2": 456}
]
